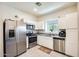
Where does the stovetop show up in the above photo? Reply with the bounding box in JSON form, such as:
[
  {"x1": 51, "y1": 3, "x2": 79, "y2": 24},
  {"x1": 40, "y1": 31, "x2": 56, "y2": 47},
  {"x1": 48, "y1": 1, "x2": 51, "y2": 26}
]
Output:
[{"x1": 26, "y1": 33, "x2": 37, "y2": 36}]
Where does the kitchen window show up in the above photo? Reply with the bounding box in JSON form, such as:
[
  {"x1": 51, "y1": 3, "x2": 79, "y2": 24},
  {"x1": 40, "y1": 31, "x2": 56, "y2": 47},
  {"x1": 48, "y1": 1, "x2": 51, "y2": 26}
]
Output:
[{"x1": 45, "y1": 19, "x2": 59, "y2": 34}]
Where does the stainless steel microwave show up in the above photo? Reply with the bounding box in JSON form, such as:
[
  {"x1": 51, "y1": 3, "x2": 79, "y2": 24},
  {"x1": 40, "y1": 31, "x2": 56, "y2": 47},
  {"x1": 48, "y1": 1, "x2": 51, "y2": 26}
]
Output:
[{"x1": 26, "y1": 24, "x2": 35, "y2": 30}]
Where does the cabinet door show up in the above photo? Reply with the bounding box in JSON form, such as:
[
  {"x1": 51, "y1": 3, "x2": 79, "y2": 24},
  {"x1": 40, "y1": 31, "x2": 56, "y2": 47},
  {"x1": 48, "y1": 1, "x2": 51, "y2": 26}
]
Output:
[
  {"x1": 66, "y1": 12, "x2": 78, "y2": 29},
  {"x1": 37, "y1": 35, "x2": 45, "y2": 46},
  {"x1": 59, "y1": 17, "x2": 67, "y2": 29},
  {"x1": 37, "y1": 35, "x2": 53, "y2": 49},
  {"x1": 65, "y1": 29, "x2": 78, "y2": 56},
  {"x1": 59, "y1": 12, "x2": 78, "y2": 29},
  {"x1": 43, "y1": 36, "x2": 53, "y2": 49},
  {"x1": 35, "y1": 21, "x2": 44, "y2": 29}
]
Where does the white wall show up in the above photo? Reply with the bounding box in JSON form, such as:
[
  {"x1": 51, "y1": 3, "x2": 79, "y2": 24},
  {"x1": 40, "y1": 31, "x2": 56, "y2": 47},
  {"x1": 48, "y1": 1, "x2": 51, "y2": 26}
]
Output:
[
  {"x1": 0, "y1": 4, "x2": 37, "y2": 24},
  {"x1": 77, "y1": 2, "x2": 79, "y2": 56},
  {"x1": 0, "y1": 19, "x2": 3, "y2": 57}
]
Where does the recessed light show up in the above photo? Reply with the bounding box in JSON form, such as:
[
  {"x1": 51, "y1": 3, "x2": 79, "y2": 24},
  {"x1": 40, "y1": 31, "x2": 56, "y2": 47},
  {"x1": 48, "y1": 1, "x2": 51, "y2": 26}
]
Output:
[{"x1": 34, "y1": 8, "x2": 38, "y2": 12}]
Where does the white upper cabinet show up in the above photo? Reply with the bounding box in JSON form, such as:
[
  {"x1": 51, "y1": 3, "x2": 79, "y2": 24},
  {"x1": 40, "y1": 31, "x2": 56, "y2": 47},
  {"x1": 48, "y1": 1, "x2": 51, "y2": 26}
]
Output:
[
  {"x1": 59, "y1": 12, "x2": 78, "y2": 29},
  {"x1": 35, "y1": 21, "x2": 44, "y2": 29},
  {"x1": 58, "y1": 16, "x2": 67, "y2": 29}
]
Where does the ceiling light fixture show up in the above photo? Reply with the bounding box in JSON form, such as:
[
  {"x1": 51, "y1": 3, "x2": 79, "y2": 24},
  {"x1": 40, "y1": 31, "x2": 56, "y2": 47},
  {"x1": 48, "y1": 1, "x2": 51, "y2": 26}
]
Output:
[{"x1": 33, "y1": 8, "x2": 38, "y2": 12}]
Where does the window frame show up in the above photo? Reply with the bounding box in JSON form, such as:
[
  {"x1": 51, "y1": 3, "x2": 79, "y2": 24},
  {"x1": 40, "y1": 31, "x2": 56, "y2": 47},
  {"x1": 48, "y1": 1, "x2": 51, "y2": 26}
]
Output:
[{"x1": 44, "y1": 19, "x2": 59, "y2": 34}]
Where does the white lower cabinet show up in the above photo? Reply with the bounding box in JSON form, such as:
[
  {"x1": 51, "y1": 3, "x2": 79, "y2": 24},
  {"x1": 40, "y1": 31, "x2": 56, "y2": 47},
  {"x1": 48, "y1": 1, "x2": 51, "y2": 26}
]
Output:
[
  {"x1": 37, "y1": 35, "x2": 53, "y2": 49},
  {"x1": 65, "y1": 29, "x2": 79, "y2": 57}
]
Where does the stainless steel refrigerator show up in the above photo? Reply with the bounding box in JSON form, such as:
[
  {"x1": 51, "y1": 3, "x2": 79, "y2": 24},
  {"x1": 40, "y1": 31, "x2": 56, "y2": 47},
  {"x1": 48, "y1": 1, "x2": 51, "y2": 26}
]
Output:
[
  {"x1": 16, "y1": 26, "x2": 26, "y2": 55},
  {"x1": 3, "y1": 20, "x2": 26, "y2": 57}
]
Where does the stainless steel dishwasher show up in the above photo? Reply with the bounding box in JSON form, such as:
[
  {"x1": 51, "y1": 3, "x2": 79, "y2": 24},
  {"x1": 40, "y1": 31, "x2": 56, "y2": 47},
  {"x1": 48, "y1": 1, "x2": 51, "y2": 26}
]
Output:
[{"x1": 53, "y1": 37, "x2": 65, "y2": 54}]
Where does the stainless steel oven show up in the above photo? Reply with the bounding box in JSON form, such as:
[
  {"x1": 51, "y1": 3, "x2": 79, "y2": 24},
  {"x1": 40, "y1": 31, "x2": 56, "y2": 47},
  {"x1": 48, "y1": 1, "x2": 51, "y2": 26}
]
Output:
[
  {"x1": 26, "y1": 33, "x2": 37, "y2": 49},
  {"x1": 28, "y1": 36, "x2": 37, "y2": 43},
  {"x1": 28, "y1": 36, "x2": 37, "y2": 48}
]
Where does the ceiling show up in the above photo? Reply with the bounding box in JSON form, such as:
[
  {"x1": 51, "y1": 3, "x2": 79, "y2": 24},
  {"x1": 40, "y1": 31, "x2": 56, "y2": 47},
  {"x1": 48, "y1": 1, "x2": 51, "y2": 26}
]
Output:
[{"x1": 1, "y1": 2, "x2": 76, "y2": 17}]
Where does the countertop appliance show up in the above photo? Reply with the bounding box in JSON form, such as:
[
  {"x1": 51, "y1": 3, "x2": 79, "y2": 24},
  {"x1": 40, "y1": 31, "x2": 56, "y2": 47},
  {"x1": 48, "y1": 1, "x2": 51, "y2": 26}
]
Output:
[
  {"x1": 3, "y1": 20, "x2": 26, "y2": 57},
  {"x1": 59, "y1": 29, "x2": 66, "y2": 37}
]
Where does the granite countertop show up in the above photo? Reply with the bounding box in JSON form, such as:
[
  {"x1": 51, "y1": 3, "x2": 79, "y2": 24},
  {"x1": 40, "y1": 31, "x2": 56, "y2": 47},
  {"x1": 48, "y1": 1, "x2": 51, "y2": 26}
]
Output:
[
  {"x1": 37, "y1": 33, "x2": 66, "y2": 39},
  {"x1": 37, "y1": 33, "x2": 58, "y2": 37},
  {"x1": 26, "y1": 32, "x2": 66, "y2": 39}
]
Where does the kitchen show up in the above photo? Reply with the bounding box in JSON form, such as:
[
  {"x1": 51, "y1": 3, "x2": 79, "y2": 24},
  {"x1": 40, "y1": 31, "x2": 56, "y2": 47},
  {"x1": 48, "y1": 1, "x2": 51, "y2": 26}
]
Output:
[{"x1": 0, "y1": 2, "x2": 79, "y2": 57}]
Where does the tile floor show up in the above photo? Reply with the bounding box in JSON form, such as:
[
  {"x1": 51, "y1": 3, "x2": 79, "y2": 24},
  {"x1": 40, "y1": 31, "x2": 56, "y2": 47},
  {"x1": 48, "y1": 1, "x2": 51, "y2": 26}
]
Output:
[{"x1": 19, "y1": 45, "x2": 67, "y2": 57}]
